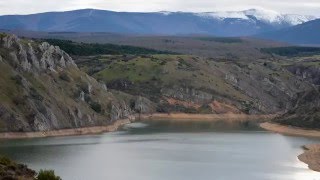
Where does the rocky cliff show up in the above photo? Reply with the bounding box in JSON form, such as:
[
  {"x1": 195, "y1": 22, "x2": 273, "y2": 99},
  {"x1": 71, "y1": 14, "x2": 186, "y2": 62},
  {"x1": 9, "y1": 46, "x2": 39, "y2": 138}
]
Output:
[
  {"x1": 0, "y1": 34, "x2": 154, "y2": 132},
  {"x1": 275, "y1": 87, "x2": 320, "y2": 129}
]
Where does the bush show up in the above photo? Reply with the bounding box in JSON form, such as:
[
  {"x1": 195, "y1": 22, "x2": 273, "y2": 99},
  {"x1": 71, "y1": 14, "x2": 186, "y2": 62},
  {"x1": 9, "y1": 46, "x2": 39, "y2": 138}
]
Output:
[
  {"x1": 90, "y1": 101, "x2": 102, "y2": 113},
  {"x1": 11, "y1": 75, "x2": 23, "y2": 85},
  {"x1": 29, "y1": 87, "x2": 44, "y2": 101},
  {"x1": 37, "y1": 170, "x2": 61, "y2": 180},
  {"x1": 12, "y1": 96, "x2": 27, "y2": 106},
  {"x1": 0, "y1": 156, "x2": 13, "y2": 166},
  {"x1": 59, "y1": 72, "x2": 71, "y2": 82}
]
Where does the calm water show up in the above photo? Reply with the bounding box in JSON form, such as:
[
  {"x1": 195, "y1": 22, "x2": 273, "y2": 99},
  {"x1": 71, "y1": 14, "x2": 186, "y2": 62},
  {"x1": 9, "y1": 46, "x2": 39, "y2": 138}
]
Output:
[{"x1": 0, "y1": 121, "x2": 320, "y2": 180}]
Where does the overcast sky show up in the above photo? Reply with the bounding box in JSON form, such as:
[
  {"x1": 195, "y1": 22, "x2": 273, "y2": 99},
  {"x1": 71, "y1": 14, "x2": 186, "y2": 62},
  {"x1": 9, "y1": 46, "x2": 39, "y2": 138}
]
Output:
[{"x1": 0, "y1": 0, "x2": 319, "y2": 16}]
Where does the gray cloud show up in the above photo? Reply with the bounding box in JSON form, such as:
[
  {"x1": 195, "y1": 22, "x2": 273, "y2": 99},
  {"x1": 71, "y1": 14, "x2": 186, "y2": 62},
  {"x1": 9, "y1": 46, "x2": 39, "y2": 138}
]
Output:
[{"x1": 0, "y1": 0, "x2": 319, "y2": 16}]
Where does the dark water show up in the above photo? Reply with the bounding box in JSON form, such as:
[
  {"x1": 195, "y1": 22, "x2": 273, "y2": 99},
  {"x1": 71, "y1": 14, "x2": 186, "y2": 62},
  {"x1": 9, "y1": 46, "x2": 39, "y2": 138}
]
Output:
[{"x1": 0, "y1": 121, "x2": 320, "y2": 180}]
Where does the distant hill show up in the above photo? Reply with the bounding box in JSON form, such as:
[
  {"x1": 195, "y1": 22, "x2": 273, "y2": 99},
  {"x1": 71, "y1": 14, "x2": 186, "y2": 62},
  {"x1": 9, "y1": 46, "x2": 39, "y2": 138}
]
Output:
[
  {"x1": 0, "y1": 8, "x2": 315, "y2": 37},
  {"x1": 257, "y1": 19, "x2": 320, "y2": 45}
]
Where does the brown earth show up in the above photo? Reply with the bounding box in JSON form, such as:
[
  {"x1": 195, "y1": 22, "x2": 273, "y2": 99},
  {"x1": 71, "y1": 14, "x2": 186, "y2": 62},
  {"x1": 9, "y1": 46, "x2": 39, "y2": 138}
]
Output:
[
  {"x1": 260, "y1": 122, "x2": 320, "y2": 138},
  {"x1": 140, "y1": 113, "x2": 275, "y2": 122},
  {"x1": 209, "y1": 100, "x2": 242, "y2": 114},
  {"x1": 0, "y1": 117, "x2": 133, "y2": 139},
  {"x1": 165, "y1": 98, "x2": 201, "y2": 109},
  {"x1": 298, "y1": 144, "x2": 320, "y2": 172}
]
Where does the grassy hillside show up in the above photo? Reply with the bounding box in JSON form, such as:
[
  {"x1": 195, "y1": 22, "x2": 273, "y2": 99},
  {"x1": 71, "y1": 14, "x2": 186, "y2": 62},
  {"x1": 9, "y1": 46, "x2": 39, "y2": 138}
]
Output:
[{"x1": 76, "y1": 53, "x2": 312, "y2": 114}]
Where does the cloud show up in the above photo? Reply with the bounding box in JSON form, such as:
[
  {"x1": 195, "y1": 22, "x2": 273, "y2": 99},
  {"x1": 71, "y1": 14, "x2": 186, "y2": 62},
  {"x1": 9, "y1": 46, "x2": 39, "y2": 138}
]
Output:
[{"x1": 0, "y1": 0, "x2": 319, "y2": 16}]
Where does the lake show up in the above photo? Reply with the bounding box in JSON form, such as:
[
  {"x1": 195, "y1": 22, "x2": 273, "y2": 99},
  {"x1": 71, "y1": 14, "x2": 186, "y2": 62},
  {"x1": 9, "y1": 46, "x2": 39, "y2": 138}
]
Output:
[{"x1": 0, "y1": 120, "x2": 319, "y2": 180}]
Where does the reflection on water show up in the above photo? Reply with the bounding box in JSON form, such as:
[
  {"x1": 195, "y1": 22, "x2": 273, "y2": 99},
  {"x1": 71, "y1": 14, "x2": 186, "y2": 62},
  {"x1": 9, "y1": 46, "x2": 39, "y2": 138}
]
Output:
[{"x1": 0, "y1": 121, "x2": 319, "y2": 180}]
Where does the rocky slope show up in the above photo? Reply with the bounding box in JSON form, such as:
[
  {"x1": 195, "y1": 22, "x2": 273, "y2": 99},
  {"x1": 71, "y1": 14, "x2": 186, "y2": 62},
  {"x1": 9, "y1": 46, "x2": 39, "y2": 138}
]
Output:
[
  {"x1": 0, "y1": 34, "x2": 154, "y2": 132},
  {"x1": 0, "y1": 156, "x2": 36, "y2": 179},
  {"x1": 77, "y1": 53, "x2": 313, "y2": 115},
  {"x1": 0, "y1": 33, "x2": 318, "y2": 132},
  {"x1": 272, "y1": 55, "x2": 320, "y2": 129},
  {"x1": 274, "y1": 87, "x2": 320, "y2": 129}
]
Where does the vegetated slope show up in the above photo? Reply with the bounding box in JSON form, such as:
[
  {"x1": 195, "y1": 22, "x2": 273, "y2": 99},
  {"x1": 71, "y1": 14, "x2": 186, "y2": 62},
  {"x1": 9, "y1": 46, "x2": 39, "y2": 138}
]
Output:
[
  {"x1": 0, "y1": 34, "x2": 153, "y2": 132},
  {"x1": 0, "y1": 156, "x2": 61, "y2": 180},
  {"x1": 75, "y1": 53, "x2": 312, "y2": 115},
  {"x1": 0, "y1": 156, "x2": 36, "y2": 179},
  {"x1": 257, "y1": 19, "x2": 320, "y2": 45},
  {"x1": 0, "y1": 9, "x2": 314, "y2": 36}
]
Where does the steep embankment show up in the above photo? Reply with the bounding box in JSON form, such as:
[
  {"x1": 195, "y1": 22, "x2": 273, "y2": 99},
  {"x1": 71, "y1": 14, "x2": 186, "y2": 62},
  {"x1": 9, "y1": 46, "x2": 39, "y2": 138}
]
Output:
[
  {"x1": 0, "y1": 34, "x2": 154, "y2": 133},
  {"x1": 273, "y1": 88, "x2": 320, "y2": 129}
]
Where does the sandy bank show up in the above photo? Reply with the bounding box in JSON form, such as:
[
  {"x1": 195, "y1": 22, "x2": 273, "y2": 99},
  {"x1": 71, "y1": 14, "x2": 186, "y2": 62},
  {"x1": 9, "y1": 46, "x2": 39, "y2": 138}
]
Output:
[
  {"x1": 140, "y1": 113, "x2": 275, "y2": 122},
  {"x1": 0, "y1": 118, "x2": 132, "y2": 139},
  {"x1": 298, "y1": 144, "x2": 320, "y2": 172},
  {"x1": 260, "y1": 122, "x2": 320, "y2": 172},
  {"x1": 260, "y1": 122, "x2": 320, "y2": 138}
]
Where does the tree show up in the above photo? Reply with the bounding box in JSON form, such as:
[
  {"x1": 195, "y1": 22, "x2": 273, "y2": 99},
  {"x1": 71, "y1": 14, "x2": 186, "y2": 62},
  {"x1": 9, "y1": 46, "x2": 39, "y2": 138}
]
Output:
[{"x1": 37, "y1": 169, "x2": 62, "y2": 180}]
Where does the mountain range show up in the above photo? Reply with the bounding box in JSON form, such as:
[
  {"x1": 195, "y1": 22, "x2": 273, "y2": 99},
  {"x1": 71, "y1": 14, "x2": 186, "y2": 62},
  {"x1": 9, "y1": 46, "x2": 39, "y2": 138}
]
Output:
[
  {"x1": 0, "y1": 8, "x2": 317, "y2": 37},
  {"x1": 257, "y1": 19, "x2": 320, "y2": 45}
]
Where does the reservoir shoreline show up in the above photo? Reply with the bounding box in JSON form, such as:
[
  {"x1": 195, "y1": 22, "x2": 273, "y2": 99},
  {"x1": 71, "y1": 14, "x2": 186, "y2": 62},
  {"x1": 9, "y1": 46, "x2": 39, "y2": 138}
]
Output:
[
  {"x1": 1, "y1": 113, "x2": 320, "y2": 173},
  {"x1": 260, "y1": 122, "x2": 320, "y2": 172},
  {"x1": 0, "y1": 113, "x2": 274, "y2": 139}
]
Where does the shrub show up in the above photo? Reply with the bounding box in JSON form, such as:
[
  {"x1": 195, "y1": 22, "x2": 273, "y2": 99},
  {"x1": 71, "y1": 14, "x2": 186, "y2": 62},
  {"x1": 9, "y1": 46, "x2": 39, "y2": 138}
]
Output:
[
  {"x1": 11, "y1": 75, "x2": 23, "y2": 85},
  {"x1": 59, "y1": 72, "x2": 71, "y2": 82},
  {"x1": 90, "y1": 101, "x2": 102, "y2": 113},
  {"x1": 29, "y1": 87, "x2": 44, "y2": 101},
  {"x1": 12, "y1": 96, "x2": 26, "y2": 106},
  {"x1": 198, "y1": 104, "x2": 212, "y2": 114},
  {"x1": 0, "y1": 156, "x2": 13, "y2": 166},
  {"x1": 37, "y1": 169, "x2": 61, "y2": 180}
]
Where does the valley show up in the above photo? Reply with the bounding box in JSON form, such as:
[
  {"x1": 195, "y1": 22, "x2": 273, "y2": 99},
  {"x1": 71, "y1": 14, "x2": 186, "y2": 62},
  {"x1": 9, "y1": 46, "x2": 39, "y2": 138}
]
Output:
[
  {"x1": 0, "y1": 7, "x2": 319, "y2": 178},
  {"x1": 1, "y1": 0, "x2": 320, "y2": 178}
]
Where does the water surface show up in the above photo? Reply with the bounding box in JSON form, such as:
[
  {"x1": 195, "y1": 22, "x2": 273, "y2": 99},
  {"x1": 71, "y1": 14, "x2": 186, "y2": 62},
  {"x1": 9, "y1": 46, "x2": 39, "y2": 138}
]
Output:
[{"x1": 0, "y1": 121, "x2": 319, "y2": 180}]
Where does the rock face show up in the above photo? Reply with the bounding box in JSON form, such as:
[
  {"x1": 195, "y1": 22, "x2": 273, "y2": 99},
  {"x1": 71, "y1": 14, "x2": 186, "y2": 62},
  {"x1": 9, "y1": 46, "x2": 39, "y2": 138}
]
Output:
[
  {"x1": 0, "y1": 34, "x2": 149, "y2": 132},
  {"x1": 134, "y1": 96, "x2": 156, "y2": 113},
  {"x1": 2, "y1": 35, "x2": 76, "y2": 72},
  {"x1": 162, "y1": 87, "x2": 213, "y2": 104},
  {"x1": 287, "y1": 64, "x2": 320, "y2": 85},
  {"x1": 275, "y1": 88, "x2": 320, "y2": 129}
]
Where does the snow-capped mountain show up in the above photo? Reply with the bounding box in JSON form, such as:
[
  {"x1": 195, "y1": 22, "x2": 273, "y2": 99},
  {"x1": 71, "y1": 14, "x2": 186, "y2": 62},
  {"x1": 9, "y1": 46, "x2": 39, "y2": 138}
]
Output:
[
  {"x1": 0, "y1": 8, "x2": 316, "y2": 37},
  {"x1": 257, "y1": 19, "x2": 320, "y2": 45},
  {"x1": 196, "y1": 8, "x2": 316, "y2": 25}
]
